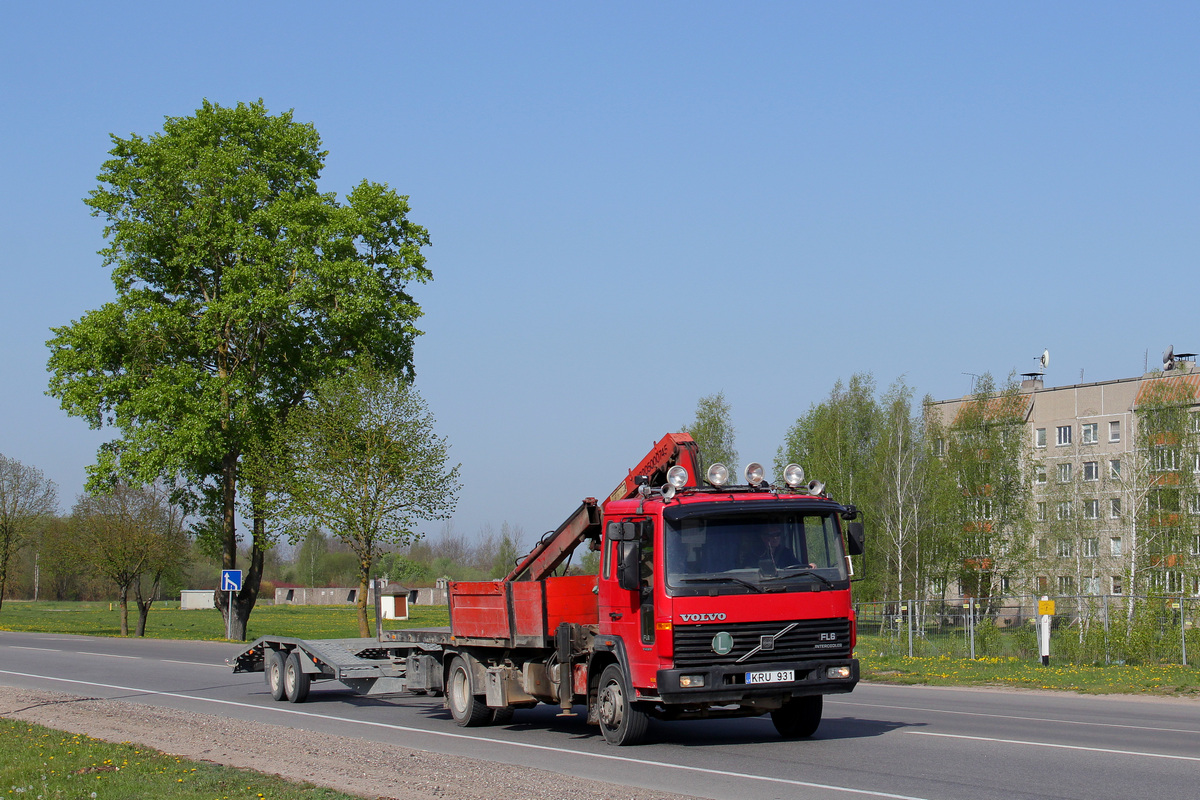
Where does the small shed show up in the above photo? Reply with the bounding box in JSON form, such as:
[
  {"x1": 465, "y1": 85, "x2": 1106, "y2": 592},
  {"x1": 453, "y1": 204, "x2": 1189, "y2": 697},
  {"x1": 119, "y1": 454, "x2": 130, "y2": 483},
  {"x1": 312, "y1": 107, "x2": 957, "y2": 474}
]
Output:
[
  {"x1": 378, "y1": 583, "x2": 410, "y2": 620},
  {"x1": 180, "y1": 589, "x2": 216, "y2": 610}
]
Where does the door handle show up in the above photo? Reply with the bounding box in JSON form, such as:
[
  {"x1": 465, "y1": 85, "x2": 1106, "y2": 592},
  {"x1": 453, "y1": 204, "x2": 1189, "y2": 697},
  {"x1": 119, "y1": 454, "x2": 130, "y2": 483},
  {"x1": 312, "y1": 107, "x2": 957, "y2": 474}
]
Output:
[{"x1": 609, "y1": 612, "x2": 623, "y2": 621}]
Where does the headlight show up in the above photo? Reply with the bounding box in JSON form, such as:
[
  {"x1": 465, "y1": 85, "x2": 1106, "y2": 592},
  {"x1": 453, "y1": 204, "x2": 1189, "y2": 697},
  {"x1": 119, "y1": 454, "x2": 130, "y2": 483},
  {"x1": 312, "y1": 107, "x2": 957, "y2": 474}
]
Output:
[
  {"x1": 707, "y1": 463, "x2": 729, "y2": 487},
  {"x1": 826, "y1": 666, "x2": 852, "y2": 679},
  {"x1": 744, "y1": 462, "x2": 765, "y2": 486},
  {"x1": 679, "y1": 674, "x2": 706, "y2": 688},
  {"x1": 783, "y1": 464, "x2": 805, "y2": 488},
  {"x1": 666, "y1": 465, "x2": 689, "y2": 488}
]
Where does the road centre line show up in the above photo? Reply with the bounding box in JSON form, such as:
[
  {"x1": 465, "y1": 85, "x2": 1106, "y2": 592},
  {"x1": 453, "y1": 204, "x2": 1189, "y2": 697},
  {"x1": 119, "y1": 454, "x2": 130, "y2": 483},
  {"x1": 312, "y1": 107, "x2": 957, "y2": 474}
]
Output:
[
  {"x1": 904, "y1": 730, "x2": 1200, "y2": 763},
  {"x1": 0, "y1": 669, "x2": 933, "y2": 800},
  {"x1": 6, "y1": 647, "x2": 223, "y2": 669},
  {"x1": 159, "y1": 659, "x2": 228, "y2": 668},
  {"x1": 830, "y1": 698, "x2": 1200, "y2": 736},
  {"x1": 7, "y1": 646, "x2": 60, "y2": 653}
]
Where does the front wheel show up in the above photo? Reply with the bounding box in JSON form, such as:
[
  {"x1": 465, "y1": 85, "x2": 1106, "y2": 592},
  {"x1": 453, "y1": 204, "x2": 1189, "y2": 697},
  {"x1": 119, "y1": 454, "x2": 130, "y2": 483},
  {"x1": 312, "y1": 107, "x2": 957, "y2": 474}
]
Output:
[
  {"x1": 284, "y1": 651, "x2": 311, "y2": 703},
  {"x1": 447, "y1": 656, "x2": 492, "y2": 727},
  {"x1": 596, "y1": 663, "x2": 648, "y2": 746},
  {"x1": 771, "y1": 694, "x2": 822, "y2": 738}
]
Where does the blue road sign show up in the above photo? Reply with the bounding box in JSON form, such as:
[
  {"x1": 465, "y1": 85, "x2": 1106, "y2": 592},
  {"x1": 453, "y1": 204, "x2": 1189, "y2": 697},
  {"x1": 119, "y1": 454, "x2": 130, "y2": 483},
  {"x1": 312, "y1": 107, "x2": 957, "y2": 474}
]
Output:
[{"x1": 221, "y1": 570, "x2": 243, "y2": 592}]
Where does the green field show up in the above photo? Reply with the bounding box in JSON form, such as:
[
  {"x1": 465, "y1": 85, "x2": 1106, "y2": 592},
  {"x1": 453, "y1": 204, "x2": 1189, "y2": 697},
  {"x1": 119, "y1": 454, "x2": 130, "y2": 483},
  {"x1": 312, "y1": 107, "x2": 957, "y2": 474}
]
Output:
[{"x1": 0, "y1": 600, "x2": 450, "y2": 640}]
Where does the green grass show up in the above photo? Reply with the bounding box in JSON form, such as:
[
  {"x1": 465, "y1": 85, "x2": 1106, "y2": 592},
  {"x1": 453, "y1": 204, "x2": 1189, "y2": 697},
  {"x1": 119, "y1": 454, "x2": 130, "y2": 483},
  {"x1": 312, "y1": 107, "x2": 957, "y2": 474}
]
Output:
[
  {"x1": 859, "y1": 652, "x2": 1200, "y2": 697},
  {"x1": 0, "y1": 717, "x2": 361, "y2": 800},
  {"x1": 0, "y1": 600, "x2": 449, "y2": 641}
]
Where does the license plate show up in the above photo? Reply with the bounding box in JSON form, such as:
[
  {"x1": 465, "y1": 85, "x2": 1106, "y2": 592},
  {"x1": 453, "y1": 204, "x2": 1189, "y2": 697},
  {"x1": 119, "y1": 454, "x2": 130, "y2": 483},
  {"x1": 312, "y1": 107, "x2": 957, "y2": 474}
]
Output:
[{"x1": 746, "y1": 669, "x2": 794, "y2": 684}]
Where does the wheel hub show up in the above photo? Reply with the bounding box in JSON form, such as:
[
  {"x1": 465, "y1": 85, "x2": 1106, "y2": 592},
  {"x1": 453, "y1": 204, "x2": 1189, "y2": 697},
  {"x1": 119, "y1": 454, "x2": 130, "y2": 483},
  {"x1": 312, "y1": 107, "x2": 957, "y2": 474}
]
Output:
[{"x1": 599, "y1": 682, "x2": 623, "y2": 728}]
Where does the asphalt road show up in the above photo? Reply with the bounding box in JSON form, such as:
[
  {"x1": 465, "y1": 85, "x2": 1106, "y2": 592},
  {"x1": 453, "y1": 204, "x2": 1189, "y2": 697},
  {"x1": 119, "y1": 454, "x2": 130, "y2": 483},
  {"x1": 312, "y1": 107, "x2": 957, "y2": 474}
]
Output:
[{"x1": 2, "y1": 630, "x2": 1198, "y2": 800}]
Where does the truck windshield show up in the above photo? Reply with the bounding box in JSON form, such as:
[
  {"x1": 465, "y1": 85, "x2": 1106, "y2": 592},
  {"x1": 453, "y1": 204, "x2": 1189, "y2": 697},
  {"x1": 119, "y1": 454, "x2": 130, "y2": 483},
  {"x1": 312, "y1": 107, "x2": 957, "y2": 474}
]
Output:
[{"x1": 663, "y1": 510, "x2": 847, "y2": 592}]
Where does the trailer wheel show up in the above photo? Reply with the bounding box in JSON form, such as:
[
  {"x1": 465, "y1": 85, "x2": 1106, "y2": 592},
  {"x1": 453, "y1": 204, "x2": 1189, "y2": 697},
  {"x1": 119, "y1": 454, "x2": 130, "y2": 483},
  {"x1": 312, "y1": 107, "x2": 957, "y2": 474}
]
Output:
[
  {"x1": 284, "y1": 651, "x2": 311, "y2": 703},
  {"x1": 490, "y1": 707, "x2": 515, "y2": 725},
  {"x1": 447, "y1": 656, "x2": 491, "y2": 727},
  {"x1": 771, "y1": 695, "x2": 822, "y2": 738},
  {"x1": 596, "y1": 663, "x2": 648, "y2": 746},
  {"x1": 265, "y1": 649, "x2": 288, "y2": 702}
]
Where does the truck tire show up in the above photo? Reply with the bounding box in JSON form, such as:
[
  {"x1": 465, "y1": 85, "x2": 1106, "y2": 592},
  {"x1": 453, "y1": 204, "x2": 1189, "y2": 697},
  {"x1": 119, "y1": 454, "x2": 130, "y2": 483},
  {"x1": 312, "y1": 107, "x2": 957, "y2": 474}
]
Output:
[
  {"x1": 490, "y1": 707, "x2": 515, "y2": 725},
  {"x1": 265, "y1": 649, "x2": 288, "y2": 702},
  {"x1": 596, "y1": 663, "x2": 648, "y2": 746},
  {"x1": 447, "y1": 656, "x2": 491, "y2": 727},
  {"x1": 771, "y1": 694, "x2": 821, "y2": 738},
  {"x1": 284, "y1": 651, "x2": 311, "y2": 703}
]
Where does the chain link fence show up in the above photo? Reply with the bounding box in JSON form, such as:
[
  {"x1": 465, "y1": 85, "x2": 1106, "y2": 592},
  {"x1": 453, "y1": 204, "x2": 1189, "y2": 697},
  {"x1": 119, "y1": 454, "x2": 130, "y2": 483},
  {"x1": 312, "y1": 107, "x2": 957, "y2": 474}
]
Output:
[{"x1": 855, "y1": 594, "x2": 1199, "y2": 665}]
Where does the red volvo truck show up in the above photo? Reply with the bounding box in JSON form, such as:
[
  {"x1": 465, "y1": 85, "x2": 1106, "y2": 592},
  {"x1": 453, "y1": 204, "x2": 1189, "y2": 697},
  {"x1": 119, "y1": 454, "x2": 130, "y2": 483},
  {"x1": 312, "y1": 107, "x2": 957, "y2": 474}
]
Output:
[{"x1": 232, "y1": 433, "x2": 863, "y2": 745}]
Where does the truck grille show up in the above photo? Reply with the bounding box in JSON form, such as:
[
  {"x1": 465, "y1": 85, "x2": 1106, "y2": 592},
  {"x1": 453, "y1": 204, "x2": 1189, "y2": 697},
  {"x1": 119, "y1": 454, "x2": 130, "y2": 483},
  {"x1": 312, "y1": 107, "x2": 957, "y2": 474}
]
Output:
[{"x1": 673, "y1": 618, "x2": 852, "y2": 668}]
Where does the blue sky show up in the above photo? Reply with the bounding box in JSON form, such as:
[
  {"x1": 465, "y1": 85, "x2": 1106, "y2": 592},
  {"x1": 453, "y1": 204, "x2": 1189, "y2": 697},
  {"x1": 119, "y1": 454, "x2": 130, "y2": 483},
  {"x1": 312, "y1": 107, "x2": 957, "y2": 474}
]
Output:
[{"x1": 2, "y1": 3, "x2": 1198, "y2": 551}]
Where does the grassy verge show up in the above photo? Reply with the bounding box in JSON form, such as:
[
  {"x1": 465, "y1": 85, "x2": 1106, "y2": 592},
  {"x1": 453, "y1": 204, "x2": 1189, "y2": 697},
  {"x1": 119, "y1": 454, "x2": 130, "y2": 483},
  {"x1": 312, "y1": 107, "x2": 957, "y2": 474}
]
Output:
[
  {"x1": 0, "y1": 600, "x2": 449, "y2": 641},
  {"x1": 860, "y1": 653, "x2": 1200, "y2": 697},
  {"x1": 0, "y1": 717, "x2": 361, "y2": 800}
]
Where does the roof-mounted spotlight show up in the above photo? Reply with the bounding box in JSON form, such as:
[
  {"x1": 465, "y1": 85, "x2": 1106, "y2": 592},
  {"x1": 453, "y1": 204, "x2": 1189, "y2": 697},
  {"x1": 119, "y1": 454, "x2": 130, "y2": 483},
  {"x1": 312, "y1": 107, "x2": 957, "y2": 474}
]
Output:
[
  {"x1": 783, "y1": 464, "x2": 805, "y2": 488},
  {"x1": 666, "y1": 465, "x2": 689, "y2": 489},
  {"x1": 707, "y1": 463, "x2": 729, "y2": 487},
  {"x1": 744, "y1": 462, "x2": 765, "y2": 486}
]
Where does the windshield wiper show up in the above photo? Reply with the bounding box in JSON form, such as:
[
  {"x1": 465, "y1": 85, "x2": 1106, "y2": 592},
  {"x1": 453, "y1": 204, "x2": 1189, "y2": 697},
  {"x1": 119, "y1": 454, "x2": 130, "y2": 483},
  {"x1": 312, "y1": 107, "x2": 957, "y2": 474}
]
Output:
[
  {"x1": 676, "y1": 575, "x2": 765, "y2": 593},
  {"x1": 761, "y1": 568, "x2": 836, "y2": 588}
]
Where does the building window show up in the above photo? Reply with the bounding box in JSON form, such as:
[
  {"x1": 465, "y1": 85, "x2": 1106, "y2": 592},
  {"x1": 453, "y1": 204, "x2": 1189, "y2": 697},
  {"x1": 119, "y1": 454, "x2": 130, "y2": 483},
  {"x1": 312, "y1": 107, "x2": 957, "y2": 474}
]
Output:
[
  {"x1": 1112, "y1": 575, "x2": 1123, "y2": 595},
  {"x1": 1082, "y1": 423, "x2": 1098, "y2": 444},
  {"x1": 1110, "y1": 536, "x2": 1122, "y2": 556},
  {"x1": 1153, "y1": 447, "x2": 1180, "y2": 472},
  {"x1": 1037, "y1": 575, "x2": 1049, "y2": 593},
  {"x1": 1056, "y1": 425, "x2": 1072, "y2": 446},
  {"x1": 1057, "y1": 539, "x2": 1072, "y2": 558},
  {"x1": 1035, "y1": 428, "x2": 1047, "y2": 448},
  {"x1": 1191, "y1": 414, "x2": 1200, "y2": 434},
  {"x1": 1110, "y1": 498, "x2": 1121, "y2": 519},
  {"x1": 1083, "y1": 576, "x2": 1100, "y2": 595},
  {"x1": 1193, "y1": 452, "x2": 1200, "y2": 474},
  {"x1": 1083, "y1": 461, "x2": 1099, "y2": 481},
  {"x1": 1192, "y1": 535, "x2": 1200, "y2": 557},
  {"x1": 1082, "y1": 538, "x2": 1098, "y2": 557},
  {"x1": 1057, "y1": 501, "x2": 1072, "y2": 520},
  {"x1": 1058, "y1": 575, "x2": 1074, "y2": 594},
  {"x1": 1058, "y1": 463, "x2": 1072, "y2": 483},
  {"x1": 1109, "y1": 420, "x2": 1121, "y2": 442},
  {"x1": 1035, "y1": 466, "x2": 1047, "y2": 485},
  {"x1": 1037, "y1": 502, "x2": 1047, "y2": 521},
  {"x1": 1036, "y1": 539, "x2": 1047, "y2": 558},
  {"x1": 1109, "y1": 459, "x2": 1121, "y2": 480},
  {"x1": 934, "y1": 437, "x2": 945, "y2": 457},
  {"x1": 1191, "y1": 495, "x2": 1200, "y2": 515},
  {"x1": 1084, "y1": 499, "x2": 1099, "y2": 519},
  {"x1": 1000, "y1": 576, "x2": 1011, "y2": 593}
]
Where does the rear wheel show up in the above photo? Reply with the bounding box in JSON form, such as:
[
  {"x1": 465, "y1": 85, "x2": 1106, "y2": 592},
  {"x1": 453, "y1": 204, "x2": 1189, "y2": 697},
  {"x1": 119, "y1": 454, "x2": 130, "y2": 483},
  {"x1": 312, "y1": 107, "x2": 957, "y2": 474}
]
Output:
[
  {"x1": 265, "y1": 650, "x2": 287, "y2": 702},
  {"x1": 490, "y1": 707, "x2": 515, "y2": 725},
  {"x1": 284, "y1": 651, "x2": 311, "y2": 703},
  {"x1": 771, "y1": 695, "x2": 822, "y2": 738},
  {"x1": 447, "y1": 656, "x2": 492, "y2": 727},
  {"x1": 596, "y1": 663, "x2": 648, "y2": 746}
]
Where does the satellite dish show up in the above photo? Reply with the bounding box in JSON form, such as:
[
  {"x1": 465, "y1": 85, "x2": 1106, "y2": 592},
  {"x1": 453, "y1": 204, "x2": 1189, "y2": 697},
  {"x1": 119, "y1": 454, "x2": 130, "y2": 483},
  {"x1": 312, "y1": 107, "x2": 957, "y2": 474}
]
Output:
[
  {"x1": 1164, "y1": 345, "x2": 1175, "y2": 370},
  {"x1": 1040, "y1": 349, "x2": 1049, "y2": 370}
]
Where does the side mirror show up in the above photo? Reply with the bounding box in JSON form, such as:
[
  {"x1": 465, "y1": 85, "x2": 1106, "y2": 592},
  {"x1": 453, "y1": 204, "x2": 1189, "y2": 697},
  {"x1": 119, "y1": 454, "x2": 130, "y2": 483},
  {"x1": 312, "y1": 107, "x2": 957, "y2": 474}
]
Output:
[
  {"x1": 845, "y1": 521, "x2": 865, "y2": 556},
  {"x1": 616, "y1": 541, "x2": 641, "y2": 591}
]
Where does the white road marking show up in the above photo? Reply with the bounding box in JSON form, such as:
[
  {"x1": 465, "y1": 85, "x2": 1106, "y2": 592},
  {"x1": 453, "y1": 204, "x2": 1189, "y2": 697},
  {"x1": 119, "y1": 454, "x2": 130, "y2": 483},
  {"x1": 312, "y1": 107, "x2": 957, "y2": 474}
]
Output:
[
  {"x1": 905, "y1": 730, "x2": 1200, "y2": 762},
  {"x1": 0, "y1": 669, "x2": 934, "y2": 800},
  {"x1": 830, "y1": 698, "x2": 1200, "y2": 736},
  {"x1": 77, "y1": 652, "x2": 138, "y2": 659},
  {"x1": 7, "y1": 646, "x2": 60, "y2": 653},
  {"x1": 160, "y1": 660, "x2": 226, "y2": 668}
]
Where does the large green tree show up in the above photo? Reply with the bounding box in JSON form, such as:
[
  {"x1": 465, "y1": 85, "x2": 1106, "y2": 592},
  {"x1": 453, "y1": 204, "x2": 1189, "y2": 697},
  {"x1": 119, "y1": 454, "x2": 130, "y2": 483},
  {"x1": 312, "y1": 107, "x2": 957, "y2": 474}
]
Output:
[
  {"x1": 279, "y1": 362, "x2": 461, "y2": 636},
  {"x1": 47, "y1": 100, "x2": 432, "y2": 639}
]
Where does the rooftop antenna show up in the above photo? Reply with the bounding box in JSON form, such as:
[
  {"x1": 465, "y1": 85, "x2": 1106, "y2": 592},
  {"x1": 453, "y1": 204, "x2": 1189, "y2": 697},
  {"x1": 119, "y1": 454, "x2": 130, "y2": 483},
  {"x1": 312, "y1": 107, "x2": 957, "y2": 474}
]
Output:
[
  {"x1": 1164, "y1": 344, "x2": 1175, "y2": 371},
  {"x1": 1040, "y1": 349, "x2": 1049, "y2": 371},
  {"x1": 962, "y1": 372, "x2": 980, "y2": 393}
]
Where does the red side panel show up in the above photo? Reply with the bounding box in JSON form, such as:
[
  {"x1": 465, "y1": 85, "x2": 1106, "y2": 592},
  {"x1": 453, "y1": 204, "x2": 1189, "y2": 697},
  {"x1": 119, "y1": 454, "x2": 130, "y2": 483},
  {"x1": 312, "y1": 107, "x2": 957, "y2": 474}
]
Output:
[
  {"x1": 545, "y1": 574, "x2": 599, "y2": 632},
  {"x1": 511, "y1": 581, "x2": 545, "y2": 640},
  {"x1": 449, "y1": 581, "x2": 510, "y2": 639}
]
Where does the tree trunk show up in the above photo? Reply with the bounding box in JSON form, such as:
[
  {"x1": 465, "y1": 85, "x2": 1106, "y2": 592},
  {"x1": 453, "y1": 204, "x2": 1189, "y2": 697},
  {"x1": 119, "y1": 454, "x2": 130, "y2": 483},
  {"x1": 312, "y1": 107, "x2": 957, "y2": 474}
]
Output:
[
  {"x1": 357, "y1": 553, "x2": 373, "y2": 638},
  {"x1": 118, "y1": 589, "x2": 130, "y2": 636}
]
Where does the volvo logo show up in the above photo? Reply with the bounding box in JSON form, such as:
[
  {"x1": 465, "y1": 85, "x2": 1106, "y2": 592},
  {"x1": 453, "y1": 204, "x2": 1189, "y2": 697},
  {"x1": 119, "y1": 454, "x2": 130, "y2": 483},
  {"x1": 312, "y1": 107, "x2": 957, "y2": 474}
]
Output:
[{"x1": 680, "y1": 612, "x2": 727, "y2": 622}]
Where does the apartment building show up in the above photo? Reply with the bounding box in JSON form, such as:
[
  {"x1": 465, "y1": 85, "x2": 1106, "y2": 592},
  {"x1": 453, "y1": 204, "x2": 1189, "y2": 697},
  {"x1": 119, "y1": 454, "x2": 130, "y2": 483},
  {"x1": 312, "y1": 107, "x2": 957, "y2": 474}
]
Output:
[{"x1": 928, "y1": 360, "x2": 1200, "y2": 598}]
